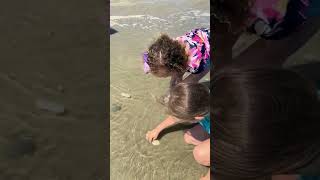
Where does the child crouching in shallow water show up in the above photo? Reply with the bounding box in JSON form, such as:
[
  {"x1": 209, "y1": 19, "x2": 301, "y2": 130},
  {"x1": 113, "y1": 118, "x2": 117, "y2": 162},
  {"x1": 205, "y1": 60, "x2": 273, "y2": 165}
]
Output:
[
  {"x1": 145, "y1": 83, "x2": 211, "y2": 180},
  {"x1": 143, "y1": 28, "x2": 210, "y2": 102}
]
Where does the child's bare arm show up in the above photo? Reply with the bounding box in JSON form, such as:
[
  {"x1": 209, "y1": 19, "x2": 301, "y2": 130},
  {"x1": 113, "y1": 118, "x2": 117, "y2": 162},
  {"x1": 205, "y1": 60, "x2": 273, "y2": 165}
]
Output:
[
  {"x1": 169, "y1": 72, "x2": 183, "y2": 88},
  {"x1": 146, "y1": 116, "x2": 178, "y2": 143},
  {"x1": 169, "y1": 69, "x2": 209, "y2": 88},
  {"x1": 182, "y1": 67, "x2": 210, "y2": 83},
  {"x1": 154, "y1": 116, "x2": 177, "y2": 132}
]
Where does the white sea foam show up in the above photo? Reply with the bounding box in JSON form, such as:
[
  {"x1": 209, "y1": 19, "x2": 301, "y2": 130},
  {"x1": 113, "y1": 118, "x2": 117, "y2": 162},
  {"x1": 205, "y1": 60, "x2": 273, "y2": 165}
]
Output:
[
  {"x1": 110, "y1": 15, "x2": 166, "y2": 21},
  {"x1": 111, "y1": 2, "x2": 136, "y2": 7},
  {"x1": 110, "y1": 10, "x2": 209, "y2": 30},
  {"x1": 110, "y1": 15, "x2": 168, "y2": 30}
]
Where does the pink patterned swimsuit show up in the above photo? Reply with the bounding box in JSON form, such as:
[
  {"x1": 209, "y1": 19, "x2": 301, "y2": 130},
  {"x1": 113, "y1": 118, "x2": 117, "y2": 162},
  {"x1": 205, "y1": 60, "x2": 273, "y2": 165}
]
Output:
[{"x1": 176, "y1": 28, "x2": 211, "y2": 74}]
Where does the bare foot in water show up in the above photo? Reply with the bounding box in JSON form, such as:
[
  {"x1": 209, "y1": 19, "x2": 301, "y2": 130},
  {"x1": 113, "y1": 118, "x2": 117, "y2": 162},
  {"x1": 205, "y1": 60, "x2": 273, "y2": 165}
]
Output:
[{"x1": 200, "y1": 169, "x2": 210, "y2": 180}]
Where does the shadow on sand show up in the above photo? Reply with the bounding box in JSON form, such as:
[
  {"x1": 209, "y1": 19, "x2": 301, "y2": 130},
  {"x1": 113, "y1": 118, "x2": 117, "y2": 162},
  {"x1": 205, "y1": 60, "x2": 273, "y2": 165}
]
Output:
[{"x1": 158, "y1": 123, "x2": 195, "y2": 140}]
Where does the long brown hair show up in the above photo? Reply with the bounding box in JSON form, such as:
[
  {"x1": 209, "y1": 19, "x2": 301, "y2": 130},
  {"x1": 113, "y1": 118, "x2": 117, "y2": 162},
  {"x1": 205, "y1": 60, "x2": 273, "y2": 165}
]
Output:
[{"x1": 211, "y1": 64, "x2": 320, "y2": 178}]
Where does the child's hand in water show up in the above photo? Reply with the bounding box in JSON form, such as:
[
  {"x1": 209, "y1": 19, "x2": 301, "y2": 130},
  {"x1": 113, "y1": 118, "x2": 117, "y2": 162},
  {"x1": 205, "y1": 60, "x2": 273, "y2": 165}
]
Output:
[
  {"x1": 146, "y1": 128, "x2": 160, "y2": 143},
  {"x1": 146, "y1": 116, "x2": 178, "y2": 143}
]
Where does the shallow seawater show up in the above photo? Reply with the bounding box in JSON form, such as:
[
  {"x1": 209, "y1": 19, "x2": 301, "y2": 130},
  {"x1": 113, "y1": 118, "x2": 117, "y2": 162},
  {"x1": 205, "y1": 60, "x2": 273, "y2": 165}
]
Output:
[{"x1": 110, "y1": 0, "x2": 210, "y2": 179}]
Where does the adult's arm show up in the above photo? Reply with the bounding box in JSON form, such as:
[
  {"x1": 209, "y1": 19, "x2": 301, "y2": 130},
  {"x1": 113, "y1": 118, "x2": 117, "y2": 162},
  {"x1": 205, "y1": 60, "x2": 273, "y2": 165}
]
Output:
[{"x1": 233, "y1": 16, "x2": 320, "y2": 67}]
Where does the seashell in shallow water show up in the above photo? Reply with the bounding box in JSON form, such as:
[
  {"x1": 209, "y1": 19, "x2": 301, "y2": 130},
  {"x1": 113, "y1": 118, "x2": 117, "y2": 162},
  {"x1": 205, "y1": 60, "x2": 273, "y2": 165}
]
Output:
[
  {"x1": 121, "y1": 93, "x2": 131, "y2": 98},
  {"x1": 151, "y1": 140, "x2": 160, "y2": 146}
]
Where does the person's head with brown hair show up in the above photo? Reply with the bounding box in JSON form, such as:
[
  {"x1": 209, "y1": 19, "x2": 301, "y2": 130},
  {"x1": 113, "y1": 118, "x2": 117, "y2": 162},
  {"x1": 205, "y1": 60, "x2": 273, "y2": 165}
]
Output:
[
  {"x1": 167, "y1": 83, "x2": 209, "y2": 122},
  {"x1": 211, "y1": 64, "x2": 320, "y2": 179},
  {"x1": 147, "y1": 34, "x2": 188, "y2": 77}
]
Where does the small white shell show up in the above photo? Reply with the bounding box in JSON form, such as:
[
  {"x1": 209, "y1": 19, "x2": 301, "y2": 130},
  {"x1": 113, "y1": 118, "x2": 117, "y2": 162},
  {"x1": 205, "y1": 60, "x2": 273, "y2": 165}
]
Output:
[
  {"x1": 121, "y1": 93, "x2": 131, "y2": 98},
  {"x1": 151, "y1": 140, "x2": 160, "y2": 146}
]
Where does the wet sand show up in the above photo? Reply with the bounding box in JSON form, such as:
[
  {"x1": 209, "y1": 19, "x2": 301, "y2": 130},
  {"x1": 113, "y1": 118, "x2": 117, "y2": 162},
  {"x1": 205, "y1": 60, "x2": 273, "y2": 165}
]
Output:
[
  {"x1": 110, "y1": 0, "x2": 209, "y2": 179},
  {"x1": 0, "y1": 0, "x2": 106, "y2": 179}
]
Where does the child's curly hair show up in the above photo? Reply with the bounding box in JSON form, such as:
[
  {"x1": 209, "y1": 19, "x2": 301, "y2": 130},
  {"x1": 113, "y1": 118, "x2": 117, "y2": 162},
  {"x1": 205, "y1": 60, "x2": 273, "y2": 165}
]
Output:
[
  {"x1": 212, "y1": 0, "x2": 254, "y2": 32},
  {"x1": 147, "y1": 34, "x2": 188, "y2": 77}
]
